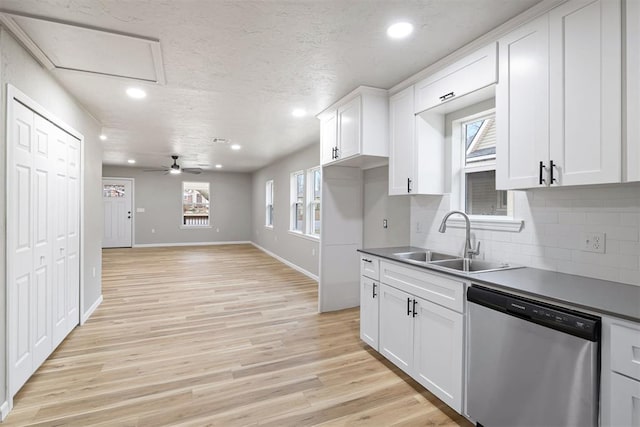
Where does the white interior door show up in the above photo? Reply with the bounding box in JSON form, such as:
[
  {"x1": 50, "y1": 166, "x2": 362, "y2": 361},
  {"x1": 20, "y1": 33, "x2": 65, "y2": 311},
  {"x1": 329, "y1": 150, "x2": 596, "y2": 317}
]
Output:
[
  {"x1": 102, "y1": 178, "x2": 133, "y2": 248},
  {"x1": 52, "y1": 125, "x2": 69, "y2": 347},
  {"x1": 8, "y1": 92, "x2": 83, "y2": 399},
  {"x1": 8, "y1": 100, "x2": 36, "y2": 395},
  {"x1": 32, "y1": 114, "x2": 54, "y2": 369}
]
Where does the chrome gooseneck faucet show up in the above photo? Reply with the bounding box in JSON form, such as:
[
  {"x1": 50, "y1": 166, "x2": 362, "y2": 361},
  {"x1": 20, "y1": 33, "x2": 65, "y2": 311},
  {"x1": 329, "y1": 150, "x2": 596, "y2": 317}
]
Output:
[{"x1": 438, "y1": 210, "x2": 481, "y2": 259}]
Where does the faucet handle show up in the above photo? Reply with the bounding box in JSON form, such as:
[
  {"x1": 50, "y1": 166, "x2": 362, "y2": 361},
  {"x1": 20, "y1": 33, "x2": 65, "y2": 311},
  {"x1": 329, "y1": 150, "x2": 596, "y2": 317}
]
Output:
[{"x1": 468, "y1": 241, "x2": 481, "y2": 257}]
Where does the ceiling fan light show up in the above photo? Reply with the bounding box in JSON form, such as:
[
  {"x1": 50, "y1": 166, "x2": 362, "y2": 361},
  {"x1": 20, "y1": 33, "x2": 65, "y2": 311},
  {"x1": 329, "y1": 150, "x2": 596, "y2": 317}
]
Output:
[{"x1": 170, "y1": 168, "x2": 181, "y2": 174}]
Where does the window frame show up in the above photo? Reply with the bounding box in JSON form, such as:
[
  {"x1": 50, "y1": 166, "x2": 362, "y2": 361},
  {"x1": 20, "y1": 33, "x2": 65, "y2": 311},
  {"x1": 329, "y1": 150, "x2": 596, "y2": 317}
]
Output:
[
  {"x1": 181, "y1": 181, "x2": 211, "y2": 228},
  {"x1": 290, "y1": 170, "x2": 305, "y2": 233},
  {"x1": 265, "y1": 179, "x2": 274, "y2": 229},
  {"x1": 306, "y1": 167, "x2": 321, "y2": 239},
  {"x1": 449, "y1": 108, "x2": 522, "y2": 232}
]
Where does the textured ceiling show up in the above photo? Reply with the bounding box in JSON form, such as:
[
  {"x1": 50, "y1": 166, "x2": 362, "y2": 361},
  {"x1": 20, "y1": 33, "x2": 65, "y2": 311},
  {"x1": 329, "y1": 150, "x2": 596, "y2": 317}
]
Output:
[{"x1": 1, "y1": 0, "x2": 542, "y2": 172}]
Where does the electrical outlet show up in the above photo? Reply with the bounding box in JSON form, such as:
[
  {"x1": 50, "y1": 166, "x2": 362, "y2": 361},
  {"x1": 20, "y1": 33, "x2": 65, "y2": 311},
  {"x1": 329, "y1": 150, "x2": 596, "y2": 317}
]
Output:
[
  {"x1": 151, "y1": 228, "x2": 155, "y2": 233},
  {"x1": 383, "y1": 219, "x2": 388, "y2": 229},
  {"x1": 581, "y1": 232, "x2": 606, "y2": 253},
  {"x1": 216, "y1": 227, "x2": 220, "y2": 232},
  {"x1": 92, "y1": 267, "x2": 96, "y2": 278},
  {"x1": 312, "y1": 248, "x2": 316, "y2": 256}
]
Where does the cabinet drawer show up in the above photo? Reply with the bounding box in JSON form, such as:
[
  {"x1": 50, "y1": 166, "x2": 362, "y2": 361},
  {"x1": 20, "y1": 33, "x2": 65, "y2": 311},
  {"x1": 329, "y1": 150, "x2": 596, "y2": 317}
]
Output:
[
  {"x1": 415, "y1": 43, "x2": 497, "y2": 114},
  {"x1": 611, "y1": 323, "x2": 640, "y2": 381},
  {"x1": 380, "y1": 261, "x2": 464, "y2": 313},
  {"x1": 610, "y1": 372, "x2": 640, "y2": 427},
  {"x1": 360, "y1": 255, "x2": 379, "y2": 280}
]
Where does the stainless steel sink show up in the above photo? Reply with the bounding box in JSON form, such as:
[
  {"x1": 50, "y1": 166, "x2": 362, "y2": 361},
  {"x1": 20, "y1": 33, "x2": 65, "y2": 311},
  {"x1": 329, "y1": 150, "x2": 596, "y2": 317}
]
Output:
[
  {"x1": 393, "y1": 250, "x2": 460, "y2": 263},
  {"x1": 429, "y1": 258, "x2": 521, "y2": 274}
]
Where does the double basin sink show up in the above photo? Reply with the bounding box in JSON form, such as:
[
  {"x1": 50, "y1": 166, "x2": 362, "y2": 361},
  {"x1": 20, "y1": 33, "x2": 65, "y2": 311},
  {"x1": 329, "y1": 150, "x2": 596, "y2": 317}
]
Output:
[{"x1": 392, "y1": 250, "x2": 520, "y2": 274}]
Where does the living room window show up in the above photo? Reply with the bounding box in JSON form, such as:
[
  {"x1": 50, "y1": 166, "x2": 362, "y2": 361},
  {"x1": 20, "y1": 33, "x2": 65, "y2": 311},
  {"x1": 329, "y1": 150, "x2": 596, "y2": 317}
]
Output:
[{"x1": 182, "y1": 181, "x2": 210, "y2": 226}]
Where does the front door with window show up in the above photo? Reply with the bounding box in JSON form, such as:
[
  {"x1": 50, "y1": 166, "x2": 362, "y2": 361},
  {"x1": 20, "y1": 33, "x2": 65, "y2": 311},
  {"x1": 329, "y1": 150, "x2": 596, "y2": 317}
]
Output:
[{"x1": 102, "y1": 178, "x2": 133, "y2": 248}]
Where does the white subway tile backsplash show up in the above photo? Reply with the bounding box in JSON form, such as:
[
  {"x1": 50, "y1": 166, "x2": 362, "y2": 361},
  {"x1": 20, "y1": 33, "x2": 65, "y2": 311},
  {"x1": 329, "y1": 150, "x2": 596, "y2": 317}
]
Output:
[{"x1": 410, "y1": 183, "x2": 640, "y2": 287}]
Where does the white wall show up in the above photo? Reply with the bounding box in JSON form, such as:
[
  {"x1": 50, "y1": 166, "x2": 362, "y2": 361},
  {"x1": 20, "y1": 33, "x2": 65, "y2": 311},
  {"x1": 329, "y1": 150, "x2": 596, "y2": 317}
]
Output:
[
  {"x1": 102, "y1": 166, "x2": 252, "y2": 245},
  {"x1": 0, "y1": 27, "x2": 104, "y2": 405},
  {"x1": 411, "y1": 183, "x2": 640, "y2": 286},
  {"x1": 363, "y1": 165, "x2": 410, "y2": 248},
  {"x1": 251, "y1": 144, "x2": 320, "y2": 278}
]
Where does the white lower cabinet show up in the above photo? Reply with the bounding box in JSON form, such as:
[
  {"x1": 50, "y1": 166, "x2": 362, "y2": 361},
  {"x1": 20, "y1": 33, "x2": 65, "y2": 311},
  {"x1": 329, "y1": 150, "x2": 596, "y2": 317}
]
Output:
[
  {"x1": 413, "y1": 297, "x2": 463, "y2": 411},
  {"x1": 609, "y1": 373, "x2": 640, "y2": 427},
  {"x1": 379, "y1": 283, "x2": 414, "y2": 373},
  {"x1": 602, "y1": 318, "x2": 640, "y2": 427},
  {"x1": 362, "y1": 257, "x2": 465, "y2": 414},
  {"x1": 360, "y1": 277, "x2": 380, "y2": 351}
]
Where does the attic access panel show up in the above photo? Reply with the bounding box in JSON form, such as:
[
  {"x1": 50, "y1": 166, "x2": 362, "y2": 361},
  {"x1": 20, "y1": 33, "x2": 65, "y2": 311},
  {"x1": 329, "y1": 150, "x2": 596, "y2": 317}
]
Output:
[{"x1": 0, "y1": 13, "x2": 165, "y2": 84}]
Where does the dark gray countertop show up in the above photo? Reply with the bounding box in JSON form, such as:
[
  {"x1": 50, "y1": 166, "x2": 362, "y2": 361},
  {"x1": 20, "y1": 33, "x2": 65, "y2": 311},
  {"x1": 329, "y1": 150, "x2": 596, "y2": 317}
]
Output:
[{"x1": 358, "y1": 246, "x2": 640, "y2": 322}]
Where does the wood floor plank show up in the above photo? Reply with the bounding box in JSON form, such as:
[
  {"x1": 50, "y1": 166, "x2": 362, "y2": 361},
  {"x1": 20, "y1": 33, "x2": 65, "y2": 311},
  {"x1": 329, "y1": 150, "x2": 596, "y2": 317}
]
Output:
[{"x1": 4, "y1": 244, "x2": 472, "y2": 426}]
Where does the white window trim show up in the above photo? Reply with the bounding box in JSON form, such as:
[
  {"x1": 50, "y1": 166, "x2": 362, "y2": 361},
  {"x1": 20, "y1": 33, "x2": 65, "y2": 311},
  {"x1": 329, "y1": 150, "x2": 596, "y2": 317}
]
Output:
[
  {"x1": 265, "y1": 179, "x2": 274, "y2": 228},
  {"x1": 288, "y1": 230, "x2": 319, "y2": 242},
  {"x1": 290, "y1": 170, "x2": 305, "y2": 233},
  {"x1": 306, "y1": 166, "x2": 321, "y2": 239},
  {"x1": 450, "y1": 108, "x2": 523, "y2": 232},
  {"x1": 182, "y1": 181, "x2": 211, "y2": 228}
]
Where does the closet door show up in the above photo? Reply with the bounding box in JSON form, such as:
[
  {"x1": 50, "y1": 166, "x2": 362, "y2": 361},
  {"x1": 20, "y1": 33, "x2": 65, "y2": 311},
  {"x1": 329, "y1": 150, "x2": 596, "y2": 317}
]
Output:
[
  {"x1": 8, "y1": 101, "x2": 36, "y2": 395},
  {"x1": 66, "y1": 136, "x2": 81, "y2": 333},
  {"x1": 32, "y1": 115, "x2": 54, "y2": 368},
  {"x1": 52, "y1": 126, "x2": 69, "y2": 347}
]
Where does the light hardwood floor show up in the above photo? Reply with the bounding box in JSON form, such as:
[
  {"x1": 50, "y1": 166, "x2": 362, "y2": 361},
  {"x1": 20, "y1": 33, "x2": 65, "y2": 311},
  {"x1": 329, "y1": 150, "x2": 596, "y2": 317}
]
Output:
[{"x1": 5, "y1": 244, "x2": 472, "y2": 426}]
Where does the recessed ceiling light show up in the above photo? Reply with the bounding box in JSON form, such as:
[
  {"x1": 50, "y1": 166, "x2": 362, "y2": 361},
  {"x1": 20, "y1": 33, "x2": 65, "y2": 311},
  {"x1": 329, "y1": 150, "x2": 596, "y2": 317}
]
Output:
[
  {"x1": 127, "y1": 159, "x2": 136, "y2": 164},
  {"x1": 215, "y1": 164, "x2": 223, "y2": 169},
  {"x1": 231, "y1": 144, "x2": 241, "y2": 150},
  {"x1": 126, "y1": 87, "x2": 147, "y2": 99},
  {"x1": 99, "y1": 134, "x2": 107, "y2": 141},
  {"x1": 387, "y1": 22, "x2": 414, "y2": 39},
  {"x1": 292, "y1": 108, "x2": 306, "y2": 117}
]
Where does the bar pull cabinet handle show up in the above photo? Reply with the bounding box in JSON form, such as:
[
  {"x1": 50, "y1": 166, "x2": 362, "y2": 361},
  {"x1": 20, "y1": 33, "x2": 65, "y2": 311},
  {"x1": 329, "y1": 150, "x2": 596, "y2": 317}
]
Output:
[
  {"x1": 407, "y1": 297, "x2": 412, "y2": 316},
  {"x1": 372, "y1": 283, "x2": 377, "y2": 298},
  {"x1": 550, "y1": 160, "x2": 557, "y2": 184},
  {"x1": 539, "y1": 161, "x2": 547, "y2": 185},
  {"x1": 334, "y1": 147, "x2": 339, "y2": 159},
  {"x1": 331, "y1": 147, "x2": 336, "y2": 159},
  {"x1": 407, "y1": 178, "x2": 412, "y2": 193},
  {"x1": 362, "y1": 258, "x2": 372, "y2": 263},
  {"x1": 412, "y1": 299, "x2": 417, "y2": 317},
  {"x1": 439, "y1": 91, "x2": 455, "y2": 101}
]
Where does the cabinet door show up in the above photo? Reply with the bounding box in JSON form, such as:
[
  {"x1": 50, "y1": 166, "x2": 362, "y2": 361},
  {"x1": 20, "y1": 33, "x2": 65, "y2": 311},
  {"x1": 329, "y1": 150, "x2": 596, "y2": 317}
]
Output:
[
  {"x1": 360, "y1": 277, "x2": 379, "y2": 350},
  {"x1": 379, "y1": 284, "x2": 414, "y2": 374},
  {"x1": 496, "y1": 15, "x2": 550, "y2": 190},
  {"x1": 412, "y1": 297, "x2": 463, "y2": 412},
  {"x1": 549, "y1": 0, "x2": 621, "y2": 186},
  {"x1": 337, "y1": 96, "x2": 361, "y2": 160},
  {"x1": 414, "y1": 43, "x2": 497, "y2": 113},
  {"x1": 320, "y1": 113, "x2": 337, "y2": 166},
  {"x1": 389, "y1": 86, "x2": 415, "y2": 195},
  {"x1": 627, "y1": 0, "x2": 640, "y2": 182},
  {"x1": 609, "y1": 373, "x2": 640, "y2": 427}
]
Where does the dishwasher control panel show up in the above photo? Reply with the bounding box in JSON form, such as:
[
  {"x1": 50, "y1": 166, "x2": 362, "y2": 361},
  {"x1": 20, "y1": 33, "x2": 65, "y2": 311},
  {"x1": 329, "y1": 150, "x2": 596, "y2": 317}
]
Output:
[{"x1": 468, "y1": 285, "x2": 601, "y2": 341}]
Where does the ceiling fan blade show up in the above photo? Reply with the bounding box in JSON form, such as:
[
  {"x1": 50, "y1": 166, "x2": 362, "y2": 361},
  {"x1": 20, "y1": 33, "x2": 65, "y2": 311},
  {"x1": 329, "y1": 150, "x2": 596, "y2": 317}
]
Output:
[
  {"x1": 144, "y1": 168, "x2": 169, "y2": 172},
  {"x1": 183, "y1": 168, "x2": 202, "y2": 174}
]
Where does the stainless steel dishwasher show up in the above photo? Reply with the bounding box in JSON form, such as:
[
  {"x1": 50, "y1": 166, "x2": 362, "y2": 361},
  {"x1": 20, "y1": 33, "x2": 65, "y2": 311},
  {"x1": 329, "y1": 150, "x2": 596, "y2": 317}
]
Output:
[{"x1": 466, "y1": 285, "x2": 601, "y2": 427}]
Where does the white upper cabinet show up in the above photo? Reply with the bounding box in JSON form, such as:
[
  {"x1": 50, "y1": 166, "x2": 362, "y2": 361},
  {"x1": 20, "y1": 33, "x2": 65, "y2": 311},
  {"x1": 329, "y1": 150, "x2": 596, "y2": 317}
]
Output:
[
  {"x1": 626, "y1": 0, "x2": 640, "y2": 182},
  {"x1": 496, "y1": 15, "x2": 550, "y2": 190},
  {"x1": 320, "y1": 112, "x2": 337, "y2": 166},
  {"x1": 497, "y1": 0, "x2": 622, "y2": 189},
  {"x1": 389, "y1": 86, "x2": 417, "y2": 195},
  {"x1": 549, "y1": 0, "x2": 621, "y2": 187},
  {"x1": 414, "y1": 43, "x2": 497, "y2": 114},
  {"x1": 337, "y1": 97, "x2": 361, "y2": 160},
  {"x1": 318, "y1": 86, "x2": 388, "y2": 167}
]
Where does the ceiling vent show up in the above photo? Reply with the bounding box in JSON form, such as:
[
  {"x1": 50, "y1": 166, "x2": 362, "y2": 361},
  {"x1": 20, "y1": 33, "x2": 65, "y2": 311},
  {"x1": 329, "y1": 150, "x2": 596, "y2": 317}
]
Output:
[
  {"x1": 0, "y1": 12, "x2": 166, "y2": 84},
  {"x1": 211, "y1": 138, "x2": 230, "y2": 145}
]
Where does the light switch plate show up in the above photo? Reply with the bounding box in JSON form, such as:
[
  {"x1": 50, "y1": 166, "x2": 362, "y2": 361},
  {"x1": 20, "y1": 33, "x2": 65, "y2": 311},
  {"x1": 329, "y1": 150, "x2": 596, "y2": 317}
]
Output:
[
  {"x1": 581, "y1": 232, "x2": 605, "y2": 253},
  {"x1": 136, "y1": 207, "x2": 145, "y2": 213}
]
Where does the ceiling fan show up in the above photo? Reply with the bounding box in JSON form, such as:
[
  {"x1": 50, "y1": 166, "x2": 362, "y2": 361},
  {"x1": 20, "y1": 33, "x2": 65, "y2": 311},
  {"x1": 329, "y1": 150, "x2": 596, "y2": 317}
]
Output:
[{"x1": 144, "y1": 155, "x2": 202, "y2": 175}]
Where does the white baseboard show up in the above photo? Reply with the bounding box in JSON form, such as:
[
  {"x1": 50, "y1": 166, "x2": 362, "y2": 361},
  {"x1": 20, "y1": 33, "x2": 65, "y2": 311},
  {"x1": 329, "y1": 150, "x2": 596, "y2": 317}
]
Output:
[
  {"x1": 81, "y1": 294, "x2": 103, "y2": 324},
  {"x1": 251, "y1": 242, "x2": 319, "y2": 282},
  {"x1": 1, "y1": 401, "x2": 10, "y2": 421},
  {"x1": 133, "y1": 241, "x2": 251, "y2": 248}
]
